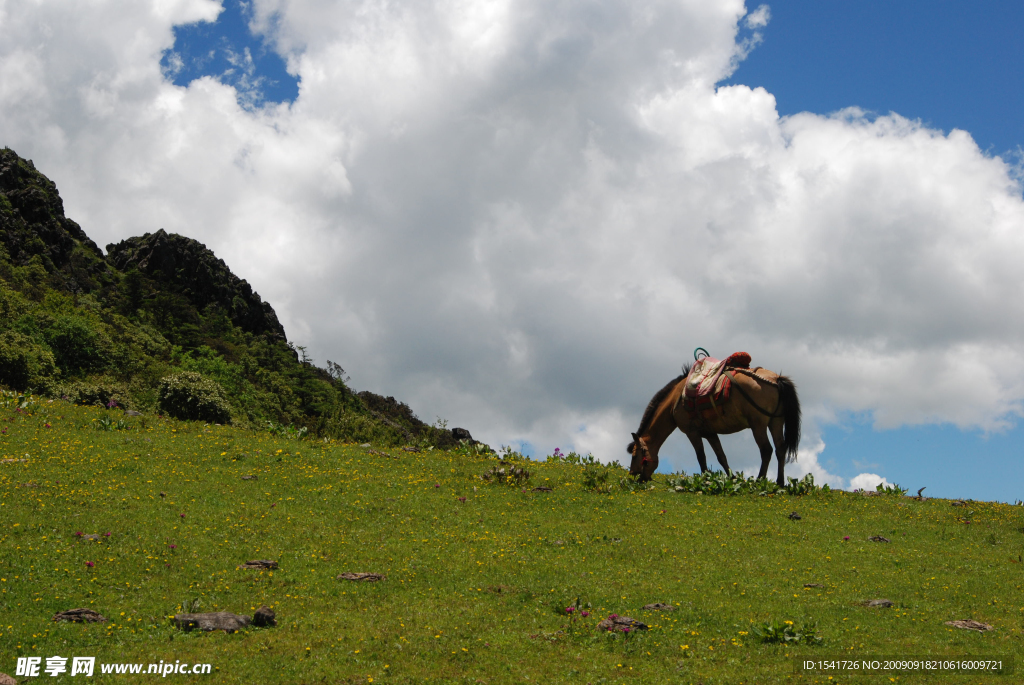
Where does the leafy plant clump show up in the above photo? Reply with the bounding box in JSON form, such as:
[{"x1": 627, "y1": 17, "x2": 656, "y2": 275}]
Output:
[
  {"x1": 481, "y1": 462, "x2": 531, "y2": 486},
  {"x1": 752, "y1": 619, "x2": 823, "y2": 646},
  {"x1": 665, "y1": 471, "x2": 828, "y2": 496},
  {"x1": 157, "y1": 371, "x2": 233, "y2": 424}
]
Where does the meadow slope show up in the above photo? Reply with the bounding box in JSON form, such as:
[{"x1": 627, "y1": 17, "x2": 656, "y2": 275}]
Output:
[{"x1": 1, "y1": 397, "x2": 1022, "y2": 684}]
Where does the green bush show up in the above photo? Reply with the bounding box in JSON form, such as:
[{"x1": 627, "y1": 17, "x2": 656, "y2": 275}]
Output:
[
  {"x1": 43, "y1": 314, "x2": 108, "y2": 373},
  {"x1": 158, "y1": 371, "x2": 232, "y2": 424},
  {"x1": 0, "y1": 330, "x2": 58, "y2": 391},
  {"x1": 55, "y1": 379, "x2": 133, "y2": 409}
]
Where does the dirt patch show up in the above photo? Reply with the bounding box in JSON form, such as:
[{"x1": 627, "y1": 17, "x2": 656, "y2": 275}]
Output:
[
  {"x1": 597, "y1": 615, "x2": 648, "y2": 632},
  {"x1": 945, "y1": 619, "x2": 992, "y2": 631},
  {"x1": 863, "y1": 599, "x2": 894, "y2": 608},
  {"x1": 869, "y1": 535, "x2": 890, "y2": 543},
  {"x1": 52, "y1": 608, "x2": 107, "y2": 623},
  {"x1": 337, "y1": 572, "x2": 386, "y2": 582},
  {"x1": 173, "y1": 611, "x2": 250, "y2": 632},
  {"x1": 238, "y1": 560, "x2": 278, "y2": 570}
]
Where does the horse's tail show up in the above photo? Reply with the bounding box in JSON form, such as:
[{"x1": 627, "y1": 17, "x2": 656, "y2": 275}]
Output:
[{"x1": 777, "y1": 375, "x2": 801, "y2": 463}]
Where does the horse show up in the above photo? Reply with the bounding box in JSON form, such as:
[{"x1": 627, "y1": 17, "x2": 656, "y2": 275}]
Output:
[{"x1": 626, "y1": 360, "x2": 801, "y2": 485}]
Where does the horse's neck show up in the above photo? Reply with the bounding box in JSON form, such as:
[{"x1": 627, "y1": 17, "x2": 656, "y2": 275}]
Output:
[{"x1": 642, "y1": 380, "x2": 683, "y2": 451}]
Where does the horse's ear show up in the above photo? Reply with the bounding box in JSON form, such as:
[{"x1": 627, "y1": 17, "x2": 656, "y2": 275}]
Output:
[{"x1": 631, "y1": 432, "x2": 639, "y2": 442}]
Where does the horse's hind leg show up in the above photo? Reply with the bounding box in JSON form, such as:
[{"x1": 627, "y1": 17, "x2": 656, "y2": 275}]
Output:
[
  {"x1": 752, "y1": 423, "x2": 774, "y2": 481},
  {"x1": 685, "y1": 433, "x2": 710, "y2": 473},
  {"x1": 705, "y1": 434, "x2": 732, "y2": 476},
  {"x1": 769, "y1": 418, "x2": 787, "y2": 486}
]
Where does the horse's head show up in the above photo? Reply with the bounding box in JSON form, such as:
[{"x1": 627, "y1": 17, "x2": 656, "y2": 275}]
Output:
[{"x1": 628, "y1": 432, "x2": 655, "y2": 482}]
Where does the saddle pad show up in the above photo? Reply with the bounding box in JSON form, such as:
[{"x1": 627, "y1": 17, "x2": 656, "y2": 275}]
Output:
[
  {"x1": 681, "y1": 351, "x2": 752, "y2": 417},
  {"x1": 684, "y1": 358, "x2": 730, "y2": 401}
]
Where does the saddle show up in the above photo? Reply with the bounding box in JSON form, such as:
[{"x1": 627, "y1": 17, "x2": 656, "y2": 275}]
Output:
[{"x1": 680, "y1": 351, "x2": 751, "y2": 419}]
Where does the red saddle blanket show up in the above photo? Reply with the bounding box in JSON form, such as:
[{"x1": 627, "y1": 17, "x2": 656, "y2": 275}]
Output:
[{"x1": 681, "y1": 352, "x2": 751, "y2": 417}]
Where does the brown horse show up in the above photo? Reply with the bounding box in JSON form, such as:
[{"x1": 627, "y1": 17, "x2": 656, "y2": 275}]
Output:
[{"x1": 627, "y1": 363, "x2": 801, "y2": 485}]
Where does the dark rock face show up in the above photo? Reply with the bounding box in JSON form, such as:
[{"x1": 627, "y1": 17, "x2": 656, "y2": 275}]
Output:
[
  {"x1": 106, "y1": 229, "x2": 286, "y2": 340},
  {"x1": 173, "y1": 611, "x2": 251, "y2": 632},
  {"x1": 0, "y1": 148, "x2": 109, "y2": 292},
  {"x1": 252, "y1": 605, "x2": 277, "y2": 627},
  {"x1": 452, "y1": 427, "x2": 474, "y2": 442}
]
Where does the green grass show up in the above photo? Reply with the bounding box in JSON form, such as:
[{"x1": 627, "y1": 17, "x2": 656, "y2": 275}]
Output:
[{"x1": 2, "y1": 398, "x2": 1023, "y2": 683}]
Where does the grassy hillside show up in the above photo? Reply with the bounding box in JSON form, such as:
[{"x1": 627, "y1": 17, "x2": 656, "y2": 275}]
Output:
[
  {"x1": 0, "y1": 147, "x2": 464, "y2": 449},
  {"x1": 2, "y1": 397, "x2": 1022, "y2": 683}
]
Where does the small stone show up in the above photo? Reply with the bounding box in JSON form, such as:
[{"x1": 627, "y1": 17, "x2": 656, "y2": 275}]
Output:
[
  {"x1": 337, "y1": 572, "x2": 386, "y2": 582},
  {"x1": 944, "y1": 619, "x2": 992, "y2": 632},
  {"x1": 402, "y1": 446, "x2": 422, "y2": 453},
  {"x1": 951, "y1": 500, "x2": 967, "y2": 507},
  {"x1": 241, "y1": 475, "x2": 258, "y2": 481},
  {"x1": 124, "y1": 410, "x2": 142, "y2": 416},
  {"x1": 238, "y1": 559, "x2": 278, "y2": 570},
  {"x1": 0, "y1": 672, "x2": 16, "y2": 685},
  {"x1": 173, "y1": 612, "x2": 250, "y2": 632},
  {"x1": 869, "y1": 535, "x2": 890, "y2": 543},
  {"x1": 864, "y1": 599, "x2": 894, "y2": 608},
  {"x1": 359, "y1": 443, "x2": 371, "y2": 447},
  {"x1": 804, "y1": 583, "x2": 825, "y2": 588},
  {"x1": 0, "y1": 458, "x2": 27, "y2": 464},
  {"x1": 597, "y1": 615, "x2": 648, "y2": 632},
  {"x1": 642, "y1": 603, "x2": 676, "y2": 611},
  {"x1": 81, "y1": 534, "x2": 101, "y2": 541},
  {"x1": 788, "y1": 512, "x2": 801, "y2": 520},
  {"x1": 252, "y1": 605, "x2": 277, "y2": 627},
  {"x1": 52, "y1": 608, "x2": 107, "y2": 623},
  {"x1": 531, "y1": 486, "x2": 553, "y2": 492}
]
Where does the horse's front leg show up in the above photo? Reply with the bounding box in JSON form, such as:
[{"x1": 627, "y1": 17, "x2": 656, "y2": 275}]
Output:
[
  {"x1": 705, "y1": 434, "x2": 731, "y2": 476},
  {"x1": 685, "y1": 433, "x2": 710, "y2": 473}
]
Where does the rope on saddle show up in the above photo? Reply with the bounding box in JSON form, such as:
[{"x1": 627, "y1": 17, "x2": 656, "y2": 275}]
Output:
[
  {"x1": 731, "y1": 366, "x2": 779, "y2": 387},
  {"x1": 724, "y1": 370, "x2": 784, "y2": 418}
]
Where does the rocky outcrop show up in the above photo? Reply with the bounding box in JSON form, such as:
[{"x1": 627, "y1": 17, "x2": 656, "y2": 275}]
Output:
[
  {"x1": 106, "y1": 229, "x2": 286, "y2": 340},
  {"x1": 0, "y1": 148, "x2": 110, "y2": 293}
]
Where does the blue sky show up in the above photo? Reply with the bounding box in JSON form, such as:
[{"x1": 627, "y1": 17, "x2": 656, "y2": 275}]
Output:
[
  {"x1": 161, "y1": 1, "x2": 298, "y2": 108},
  {"x1": 727, "y1": 2, "x2": 1024, "y2": 156},
  {"x1": 8, "y1": 1, "x2": 1024, "y2": 505}
]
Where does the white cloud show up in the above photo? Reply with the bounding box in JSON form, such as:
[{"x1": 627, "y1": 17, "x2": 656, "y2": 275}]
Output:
[
  {"x1": 2, "y1": 0, "x2": 1024, "y2": 470},
  {"x1": 744, "y1": 4, "x2": 770, "y2": 28},
  {"x1": 848, "y1": 473, "x2": 892, "y2": 492}
]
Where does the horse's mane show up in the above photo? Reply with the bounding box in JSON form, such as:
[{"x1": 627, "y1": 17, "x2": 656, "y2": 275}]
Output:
[{"x1": 626, "y1": 365, "x2": 690, "y2": 455}]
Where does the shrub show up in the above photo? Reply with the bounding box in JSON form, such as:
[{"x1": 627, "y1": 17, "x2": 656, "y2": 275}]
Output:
[
  {"x1": 0, "y1": 330, "x2": 58, "y2": 391},
  {"x1": 158, "y1": 371, "x2": 232, "y2": 424},
  {"x1": 43, "y1": 315, "x2": 109, "y2": 373},
  {"x1": 55, "y1": 379, "x2": 132, "y2": 409},
  {"x1": 481, "y1": 463, "x2": 531, "y2": 486}
]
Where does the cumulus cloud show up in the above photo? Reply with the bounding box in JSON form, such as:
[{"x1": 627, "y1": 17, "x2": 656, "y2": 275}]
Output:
[
  {"x1": 2, "y1": 0, "x2": 1024, "y2": 480},
  {"x1": 848, "y1": 473, "x2": 892, "y2": 492}
]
